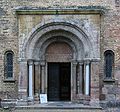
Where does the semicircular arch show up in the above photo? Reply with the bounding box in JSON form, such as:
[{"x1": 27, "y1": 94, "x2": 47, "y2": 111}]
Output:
[{"x1": 24, "y1": 21, "x2": 95, "y2": 61}]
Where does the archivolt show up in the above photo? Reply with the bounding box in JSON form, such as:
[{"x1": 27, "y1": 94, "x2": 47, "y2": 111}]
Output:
[{"x1": 24, "y1": 21, "x2": 94, "y2": 60}]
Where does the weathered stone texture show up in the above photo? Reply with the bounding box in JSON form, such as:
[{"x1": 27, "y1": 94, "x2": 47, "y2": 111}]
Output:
[{"x1": 0, "y1": 0, "x2": 120, "y2": 111}]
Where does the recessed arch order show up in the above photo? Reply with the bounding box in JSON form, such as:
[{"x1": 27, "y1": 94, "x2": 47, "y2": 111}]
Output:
[{"x1": 24, "y1": 21, "x2": 95, "y2": 61}]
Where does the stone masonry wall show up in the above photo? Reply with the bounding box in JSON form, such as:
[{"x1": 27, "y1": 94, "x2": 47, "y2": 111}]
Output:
[
  {"x1": 0, "y1": 0, "x2": 19, "y2": 99},
  {"x1": 100, "y1": 2, "x2": 120, "y2": 111},
  {"x1": 0, "y1": 0, "x2": 120, "y2": 111}
]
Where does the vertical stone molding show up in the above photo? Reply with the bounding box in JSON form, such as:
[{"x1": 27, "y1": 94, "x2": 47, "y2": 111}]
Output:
[
  {"x1": 34, "y1": 61, "x2": 40, "y2": 95},
  {"x1": 90, "y1": 61, "x2": 100, "y2": 100},
  {"x1": 28, "y1": 60, "x2": 34, "y2": 101},
  {"x1": 71, "y1": 61, "x2": 77, "y2": 101},
  {"x1": 84, "y1": 60, "x2": 90, "y2": 96},
  {"x1": 18, "y1": 61, "x2": 28, "y2": 100},
  {"x1": 78, "y1": 62, "x2": 84, "y2": 94},
  {"x1": 34, "y1": 61, "x2": 41, "y2": 103},
  {"x1": 40, "y1": 60, "x2": 46, "y2": 94}
]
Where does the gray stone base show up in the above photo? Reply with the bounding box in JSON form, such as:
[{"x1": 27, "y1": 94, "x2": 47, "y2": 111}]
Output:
[
  {"x1": 1, "y1": 99, "x2": 17, "y2": 108},
  {"x1": 17, "y1": 99, "x2": 28, "y2": 106}
]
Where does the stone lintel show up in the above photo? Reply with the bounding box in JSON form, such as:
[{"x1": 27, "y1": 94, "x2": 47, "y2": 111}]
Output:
[{"x1": 15, "y1": 6, "x2": 106, "y2": 15}]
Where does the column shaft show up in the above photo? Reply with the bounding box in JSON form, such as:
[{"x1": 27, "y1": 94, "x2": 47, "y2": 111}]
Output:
[
  {"x1": 41, "y1": 66, "x2": 45, "y2": 93},
  {"x1": 34, "y1": 62, "x2": 40, "y2": 94},
  {"x1": 79, "y1": 63, "x2": 83, "y2": 94},
  {"x1": 28, "y1": 63, "x2": 33, "y2": 100},
  {"x1": 40, "y1": 61, "x2": 46, "y2": 94},
  {"x1": 85, "y1": 63, "x2": 90, "y2": 95},
  {"x1": 71, "y1": 61, "x2": 77, "y2": 100}
]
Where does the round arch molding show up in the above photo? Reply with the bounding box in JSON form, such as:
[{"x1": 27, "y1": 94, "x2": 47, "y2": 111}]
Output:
[
  {"x1": 24, "y1": 21, "x2": 96, "y2": 61},
  {"x1": 19, "y1": 20, "x2": 101, "y2": 103}
]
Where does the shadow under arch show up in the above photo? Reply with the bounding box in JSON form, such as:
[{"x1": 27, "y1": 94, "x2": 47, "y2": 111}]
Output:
[{"x1": 24, "y1": 22, "x2": 94, "y2": 60}]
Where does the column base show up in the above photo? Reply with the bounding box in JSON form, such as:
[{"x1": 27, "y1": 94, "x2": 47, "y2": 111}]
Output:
[
  {"x1": 28, "y1": 96, "x2": 34, "y2": 101},
  {"x1": 90, "y1": 99, "x2": 100, "y2": 107},
  {"x1": 27, "y1": 96, "x2": 34, "y2": 105},
  {"x1": 17, "y1": 99, "x2": 28, "y2": 106},
  {"x1": 75, "y1": 94, "x2": 90, "y2": 105},
  {"x1": 34, "y1": 94, "x2": 40, "y2": 104}
]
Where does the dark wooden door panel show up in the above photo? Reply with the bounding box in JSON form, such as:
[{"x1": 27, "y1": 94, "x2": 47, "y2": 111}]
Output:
[
  {"x1": 48, "y1": 63, "x2": 71, "y2": 101},
  {"x1": 48, "y1": 63, "x2": 60, "y2": 101},
  {"x1": 60, "y1": 63, "x2": 71, "y2": 101}
]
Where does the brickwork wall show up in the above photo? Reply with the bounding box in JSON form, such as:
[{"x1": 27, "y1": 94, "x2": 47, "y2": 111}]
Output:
[{"x1": 0, "y1": 0, "x2": 120, "y2": 111}]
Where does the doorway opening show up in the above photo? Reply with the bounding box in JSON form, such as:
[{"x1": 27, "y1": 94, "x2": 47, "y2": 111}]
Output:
[{"x1": 48, "y1": 62, "x2": 71, "y2": 101}]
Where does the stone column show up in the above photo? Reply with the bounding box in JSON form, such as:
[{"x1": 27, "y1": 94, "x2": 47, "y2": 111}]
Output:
[
  {"x1": 78, "y1": 62, "x2": 84, "y2": 94},
  {"x1": 71, "y1": 61, "x2": 77, "y2": 101},
  {"x1": 40, "y1": 60, "x2": 46, "y2": 94},
  {"x1": 85, "y1": 60, "x2": 90, "y2": 96},
  {"x1": 28, "y1": 60, "x2": 34, "y2": 101},
  {"x1": 34, "y1": 61, "x2": 41, "y2": 103},
  {"x1": 34, "y1": 61, "x2": 40, "y2": 94}
]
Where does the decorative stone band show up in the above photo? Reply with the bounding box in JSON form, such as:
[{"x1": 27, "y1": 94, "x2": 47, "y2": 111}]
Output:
[{"x1": 15, "y1": 6, "x2": 107, "y2": 15}]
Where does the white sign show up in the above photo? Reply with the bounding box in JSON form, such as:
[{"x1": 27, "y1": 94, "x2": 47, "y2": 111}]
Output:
[{"x1": 40, "y1": 94, "x2": 48, "y2": 103}]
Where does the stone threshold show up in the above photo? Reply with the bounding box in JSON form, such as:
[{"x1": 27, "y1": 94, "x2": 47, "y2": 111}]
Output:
[{"x1": 15, "y1": 102, "x2": 103, "y2": 110}]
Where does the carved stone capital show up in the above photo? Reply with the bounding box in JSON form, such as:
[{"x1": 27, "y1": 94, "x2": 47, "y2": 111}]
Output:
[
  {"x1": 84, "y1": 59, "x2": 91, "y2": 64},
  {"x1": 28, "y1": 59, "x2": 34, "y2": 65},
  {"x1": 40, "y1": 60, "x2": 46, "y2": 66},
  {"x1": 34, "y1": 61, "x2": 40, "y2": 65},
  {"x1": 71, "y1": 60, "x2": 77, "y2": 65}
]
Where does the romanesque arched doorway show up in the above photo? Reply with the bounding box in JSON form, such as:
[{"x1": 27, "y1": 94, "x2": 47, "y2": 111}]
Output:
[
  {"x1": 46, "y1": 42, "x2": 73, "y2": 101},
  {"x1": 22, "y1": 22, "x2": 98, "y2": 103}
]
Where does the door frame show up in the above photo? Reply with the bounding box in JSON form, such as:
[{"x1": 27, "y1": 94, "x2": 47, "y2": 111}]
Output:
[{"x1": 47, "y1": 62, "x2": 71, "y2": 101}]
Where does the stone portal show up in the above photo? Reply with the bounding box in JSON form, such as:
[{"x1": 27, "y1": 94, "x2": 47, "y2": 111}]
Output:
[{"x1": 19, "y1": 21, "x2": 100, "y2": 104}]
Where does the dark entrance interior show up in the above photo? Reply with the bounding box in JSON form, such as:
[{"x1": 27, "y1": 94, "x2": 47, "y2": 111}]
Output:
[{"x1": 48, "y1": 63, "x2": 71, "y2": 101}]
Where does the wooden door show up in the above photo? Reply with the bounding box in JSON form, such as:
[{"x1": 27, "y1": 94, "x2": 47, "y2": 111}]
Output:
[
  {"x1": 60, "y1": 63, "x2": 71, "y2": 101},
  {"x1": 48, "y1": 63, "x2": 71, "y2": 101},
  {"x1": 48, "y1": 63, "x2": 60, "y2": 101}
]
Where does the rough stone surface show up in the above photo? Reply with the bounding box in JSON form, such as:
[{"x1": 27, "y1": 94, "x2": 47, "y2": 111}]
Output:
[{"x1": 0, "y1": 0, "x2": 120, "y2": 111}]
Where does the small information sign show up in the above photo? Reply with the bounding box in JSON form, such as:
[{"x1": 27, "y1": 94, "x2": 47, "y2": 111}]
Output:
[{"x1": 40, "y1": 94, "x2": 48, "y2": 103}]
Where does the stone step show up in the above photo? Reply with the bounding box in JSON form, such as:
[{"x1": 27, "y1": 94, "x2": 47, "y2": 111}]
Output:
[
  {"x1": 14, "y1": 108, "x2": 104, "y2": 112},
  {"x1": 14, "y1": 103, "x2": 104, "y2": 112},
  {"x1": 15, "y1": 109, "x2": 104, "y2": 112},
  {"x1": 1, "y1": 99, "x2": 17, "y2": 108}
]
